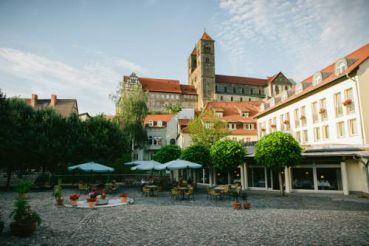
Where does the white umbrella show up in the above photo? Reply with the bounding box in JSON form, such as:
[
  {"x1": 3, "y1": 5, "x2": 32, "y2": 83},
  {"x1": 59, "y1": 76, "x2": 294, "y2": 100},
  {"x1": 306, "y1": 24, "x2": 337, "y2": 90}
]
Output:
[
  {"x1": 68, "y1": 162, "x2": 115, "y2": 172},
  {"x1": 124, "y1": 160, "x2": 162, "y2": 166},
  {"x1": 131, "y1": 163, "x2": 167, "y2": 171},
  {"x1": 163, "y1": 159, "x2": 202, "y2": 170}
]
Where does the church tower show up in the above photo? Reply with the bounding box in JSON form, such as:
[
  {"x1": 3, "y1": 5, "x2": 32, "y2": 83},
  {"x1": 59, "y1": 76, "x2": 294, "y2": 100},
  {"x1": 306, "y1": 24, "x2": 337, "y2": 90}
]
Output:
[{"x1": 188, "y1": 32, "x2": 216, "y2": 109}]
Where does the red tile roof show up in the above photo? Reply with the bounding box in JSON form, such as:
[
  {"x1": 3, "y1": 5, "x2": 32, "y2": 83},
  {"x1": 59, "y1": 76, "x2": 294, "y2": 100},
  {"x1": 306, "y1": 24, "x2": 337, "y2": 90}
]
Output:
[
  {"x1": 144, "y1": 114, "x2": 174, "y2": 127},
  {"x1": 256, "y1": 42, "x2": 369, "y2": 118},
  {"x1": 230, "y1": 129, "x2": 257, "y2": 136},
  {"x1": 123, "y1": 76, "x2": 197, "y2": 95},
  {"x1": 178, "y1": 119, "x2": 190, "y2": 126},
  {"x1": 215, "y1": 74, "x2": 268, "y2": 86},
  {"x1": 201, "y1": 32, "x2": 213, "y2": 41},
  {"x1": 204, "y1": 101, "x2": 262, "y2": 123},
  {"x1": 180, "y1": 85, "x2": 197, "y2": 95}
]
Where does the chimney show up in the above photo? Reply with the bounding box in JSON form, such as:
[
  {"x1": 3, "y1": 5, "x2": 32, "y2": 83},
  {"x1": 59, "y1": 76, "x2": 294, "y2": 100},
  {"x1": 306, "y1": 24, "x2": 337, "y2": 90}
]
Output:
[
  {"x1": 31, "y1": 94, "x2": 38, "y2": 107},
  {"x1": 50, "y1": 94, "x2": 57, "y2": 106}
]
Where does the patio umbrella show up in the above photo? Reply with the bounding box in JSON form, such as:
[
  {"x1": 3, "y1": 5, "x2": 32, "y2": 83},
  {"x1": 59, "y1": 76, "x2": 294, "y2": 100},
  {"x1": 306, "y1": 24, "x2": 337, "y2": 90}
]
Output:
[
  {"x1": 163, "y1": 159, "x2": 202, "y2": 170},
  {"x1": 124, "y1": 160, "x2": 162, "y2": 166},
  {"x1": 68, "y1": 162, "x2": 115, "y2": 172},
  {"x1": 130, "y1": 163, "x2": 167, "y2": 171}
]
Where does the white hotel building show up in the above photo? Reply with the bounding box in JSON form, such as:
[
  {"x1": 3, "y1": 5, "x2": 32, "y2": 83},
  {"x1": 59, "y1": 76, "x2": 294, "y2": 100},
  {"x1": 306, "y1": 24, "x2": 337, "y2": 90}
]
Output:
[{"x1": 240, "y1": 43, "x2": 369, "y2": 195}]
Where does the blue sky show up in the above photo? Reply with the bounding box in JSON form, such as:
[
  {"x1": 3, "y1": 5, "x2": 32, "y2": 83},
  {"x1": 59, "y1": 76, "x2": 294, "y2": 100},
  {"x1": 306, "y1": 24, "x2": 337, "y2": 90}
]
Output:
[{"x1": 0, "y1": 0, "x2": 368, "y2": 115}]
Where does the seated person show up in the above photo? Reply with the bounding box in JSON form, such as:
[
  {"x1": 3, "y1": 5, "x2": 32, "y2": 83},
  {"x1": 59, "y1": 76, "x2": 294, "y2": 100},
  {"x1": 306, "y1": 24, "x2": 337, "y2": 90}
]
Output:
[{"x1": 178, "y1": 177, "x2": 185, "y2": 187}]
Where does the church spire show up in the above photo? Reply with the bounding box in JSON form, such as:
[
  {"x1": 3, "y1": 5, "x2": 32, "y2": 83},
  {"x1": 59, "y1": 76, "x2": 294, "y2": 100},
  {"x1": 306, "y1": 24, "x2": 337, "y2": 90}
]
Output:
[{"x1": 201, "y1": 31, "x2": 213, "y2": 41}]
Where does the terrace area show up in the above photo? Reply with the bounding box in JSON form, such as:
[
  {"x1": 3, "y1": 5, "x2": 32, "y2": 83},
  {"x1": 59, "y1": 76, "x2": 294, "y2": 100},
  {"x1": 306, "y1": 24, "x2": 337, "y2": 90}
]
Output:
[{"x1": 1, "y1": 188, "x2": 369, "y2": 245}]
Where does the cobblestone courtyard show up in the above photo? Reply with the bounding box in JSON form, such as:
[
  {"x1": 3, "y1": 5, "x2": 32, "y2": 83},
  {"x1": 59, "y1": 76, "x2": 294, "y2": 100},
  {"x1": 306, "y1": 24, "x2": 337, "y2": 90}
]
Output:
[{"x1": 1, "y1": 188, "x2": 369, "y2": 246}]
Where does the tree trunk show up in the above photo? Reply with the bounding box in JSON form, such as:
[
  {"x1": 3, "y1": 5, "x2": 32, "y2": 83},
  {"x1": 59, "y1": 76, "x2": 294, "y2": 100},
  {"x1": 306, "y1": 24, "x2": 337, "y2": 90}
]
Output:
[
  {"x1": 131, "y1": 138, "x2": 135, "y2": 160},
  {"x1": 6, "y1": 167, "x2": 12, "y2": 189},
  {"x1": 227, "y1": 170, "x2": 231, "y2": 184},
  {"x1": 278, "y1": 171, "x2": 285, "y2": 196}
]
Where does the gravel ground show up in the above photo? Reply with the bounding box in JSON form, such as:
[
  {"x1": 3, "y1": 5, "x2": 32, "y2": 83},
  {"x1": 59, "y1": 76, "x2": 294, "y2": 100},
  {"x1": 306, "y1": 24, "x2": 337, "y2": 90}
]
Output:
[{"x1": 1, "y1": 189, "x2": 368, "y2": 246}]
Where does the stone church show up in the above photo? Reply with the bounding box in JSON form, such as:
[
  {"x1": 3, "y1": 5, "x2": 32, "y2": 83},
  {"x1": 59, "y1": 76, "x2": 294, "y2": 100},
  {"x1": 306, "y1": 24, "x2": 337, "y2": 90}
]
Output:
[{"x1": 122, "y1": 32, "x2": 293, "y2": 112}]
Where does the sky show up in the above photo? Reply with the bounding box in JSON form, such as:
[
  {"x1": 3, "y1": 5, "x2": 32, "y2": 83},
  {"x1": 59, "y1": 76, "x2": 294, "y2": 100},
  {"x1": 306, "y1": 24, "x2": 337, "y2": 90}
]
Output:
[{"x1": 0, "y1": 0, "x2": 368, "y2": 115}]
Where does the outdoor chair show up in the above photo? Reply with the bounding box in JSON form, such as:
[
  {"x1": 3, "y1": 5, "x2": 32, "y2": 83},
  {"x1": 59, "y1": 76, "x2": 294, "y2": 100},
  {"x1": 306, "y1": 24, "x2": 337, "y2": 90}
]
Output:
[
  {"x1": 185, "y1": 187, "x2": 194, "y2": 200},
  {"x1": 209, "y1": 189, "x2": 221, "y2": 200},
  {"x1": 170, "y1": 188, "x2": 180, "y2": 200},
  {"x1": 142, "y1": 186, "x2": 150, "y2": 197}
]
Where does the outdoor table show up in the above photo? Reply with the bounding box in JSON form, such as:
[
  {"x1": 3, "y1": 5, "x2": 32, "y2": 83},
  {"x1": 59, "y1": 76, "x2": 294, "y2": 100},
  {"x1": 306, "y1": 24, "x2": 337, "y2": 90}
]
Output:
[
  {"x1": 145, "y1": 185, "x2": 158, "y2": 196},
  {"x1": 177, "y1": 187, "x2": 189, "y2": 200}
]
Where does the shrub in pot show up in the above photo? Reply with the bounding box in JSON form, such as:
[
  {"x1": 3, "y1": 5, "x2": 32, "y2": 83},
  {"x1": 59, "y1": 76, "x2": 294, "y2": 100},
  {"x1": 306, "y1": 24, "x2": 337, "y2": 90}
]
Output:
[
  {"x1": 53, "y1": 183, "x2": 63, "y2": 206},
  {"x1": 17, "y1": 180, "x2": 33, "y2": 199},
  {"x1": 231, "y1": 191, "x2": 241, "y2": 209},
  {"x1": 241, "y1": 191, "x2": 251, "y2": 209},
  {"x1": 9, "y1": 198, "x2": 41, "y2": 237}
]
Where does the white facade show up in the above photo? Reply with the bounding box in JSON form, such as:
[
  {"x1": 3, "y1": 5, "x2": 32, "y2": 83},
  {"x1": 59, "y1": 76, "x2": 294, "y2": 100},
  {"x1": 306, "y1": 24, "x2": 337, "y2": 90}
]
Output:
[{"x1": 258, "y1": 77, "x2": 363, "y2": 146}]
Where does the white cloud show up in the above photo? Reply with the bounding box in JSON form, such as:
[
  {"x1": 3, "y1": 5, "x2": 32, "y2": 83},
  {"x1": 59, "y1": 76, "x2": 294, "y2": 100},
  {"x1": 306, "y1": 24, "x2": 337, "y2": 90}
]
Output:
[
  {"x1": 216, "y1": 0, "x2": 369, "y2": 81},
  {"x1": 0, "y1": 48, "x2": 148, "y2": 115}
]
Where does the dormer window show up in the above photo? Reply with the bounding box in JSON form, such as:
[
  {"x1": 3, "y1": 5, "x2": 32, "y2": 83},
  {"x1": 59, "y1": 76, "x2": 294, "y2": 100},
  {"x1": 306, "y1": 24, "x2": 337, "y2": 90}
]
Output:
[
  {"x1": 335, "y1": 58, "x2": 348, "y2": 75},
  {"x1": 296, "y1": 83, "x2": 303, "y2": 94},
  {"x1": 149, "y1": 121, "x2": 154, "y2": 127},
  {"x1": 313, "y1": 72, "x2": 322, "y2": 86},
  {"x1": 269, "y1": 97, "x2": 275, "y2": 106},
  {"x1": 156, "y1": 121, "x2": 162, "y2": 127},
  {"x1": 215, "y1": 112, "x2": 223, "y2": 118},
  {"x1": 241, "y1": 111, "x2": 249, "y2": 117},
  {"x1": 281, "y1": 91, "x2": 288, "y2": 101},
  {"x1": 228, "y1": 123, "x2": 237, "y2": 130}
]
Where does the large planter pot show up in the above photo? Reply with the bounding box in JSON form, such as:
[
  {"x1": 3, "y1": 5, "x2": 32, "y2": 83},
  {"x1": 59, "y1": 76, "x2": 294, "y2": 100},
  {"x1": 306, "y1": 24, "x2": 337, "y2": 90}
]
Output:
[
  {"x1": 88, "y1": 201, "x2": 96, "y2": 208},
  {"x1": 55, "y1": 198, "x2": 64, "y2": 206},
  {"x1": 243, "y1": 202, "x2": 251, "y2": 209},
  {"x1": 232, "y1": 200, "x2": 241, "y2": 209},
  {"x1": 19, "y1": 193, "x2": 28, "y2": 200},
  {"x1": 70, "y1": 199, "x2": 78, "y2": 207},
  {"x1": 10, "y1": 221, "x2": 37, "y2": 237}
]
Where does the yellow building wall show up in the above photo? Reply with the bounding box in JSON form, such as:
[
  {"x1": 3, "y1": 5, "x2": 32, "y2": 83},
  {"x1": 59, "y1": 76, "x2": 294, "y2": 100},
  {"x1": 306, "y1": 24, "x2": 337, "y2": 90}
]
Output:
[
  {"x1": 346, "y1": 159, "x2": 368, "y2": 193},
  {"x1": 356, "y1": 59, "x2": 369, "y2": 144}
]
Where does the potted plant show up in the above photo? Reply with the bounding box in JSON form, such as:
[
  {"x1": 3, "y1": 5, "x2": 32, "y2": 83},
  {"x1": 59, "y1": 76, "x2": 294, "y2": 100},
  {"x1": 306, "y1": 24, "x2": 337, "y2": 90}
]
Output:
[
  {"x1": 53, "y1": 184, "x2": 63, "y2": 206},
  {"x1": 231, "y1": 191, "x2": 241, "y2": 209},
  {"x1": 9, "y1": 198, "x2": 41, "y2": 237},
  {"x1": 119, "y1": 193, "x2": 129, "y2": 203},
  {"x1": 17, "y1": 180, "x2": 33, "y2": 200},
  {"x1": 270, "y1": 124, "x2": 276, "y2": 128},
  {"x1": 69, "y1": 194, "x2": 80, "y2": 207},
  {"x1": 241, "y1": 191, "x2": 251, "y2": 209},
  {"x1": 319, "y1": 108, "x2": 326, "y2": 114},
  {"x1": 87, "y1": 197, "x2": 97, "y2": 208},
  {"x1": 283, "y1": 119, "x2": 289, "y2": 125},
  {"x1": 343, "y1": 98, "x2": 352, "y2": 106}
]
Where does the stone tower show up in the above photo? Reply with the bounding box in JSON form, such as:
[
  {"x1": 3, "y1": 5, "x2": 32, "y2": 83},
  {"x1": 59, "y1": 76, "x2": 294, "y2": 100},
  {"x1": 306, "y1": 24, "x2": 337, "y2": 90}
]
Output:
[{"x1": 188, "y1": 32, "x2": 216, "y2": 109}]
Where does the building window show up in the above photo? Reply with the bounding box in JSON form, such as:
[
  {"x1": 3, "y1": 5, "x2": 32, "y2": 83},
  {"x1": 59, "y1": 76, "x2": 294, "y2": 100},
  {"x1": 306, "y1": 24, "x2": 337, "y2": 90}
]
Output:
[
  {"x1": 313, "y1": 127, "x2": 320, "y2": 142},
  {"x1": 348, "y1": 119, "x2": 357, "y2": 136},
  {"x1": 241, "y1": 112, "x2": 249, "y2": 117},
  {"x1": 322, "y1": 125, "x2": 329, "y2": 140},
  {"x1": 344, "y1": 88, "x2": 355, "y2": 114},
  {"x1": 292, "y1": 168, "x2": 314, "y2": 190},
  {"x1": 244, "y1": 123, "x2": 254, "y2": 130},
  {"x1": 319, "y1": 98, "x2": 327, "y2": 121},
  {"x1": 148, "y1": 136, "x2": 153, "y2": 145},
  {"x1": 259, "y1": 89, "x2": 262, "y2": 95},
  {"x1": 294, "y1": 108, "x2": 300, "y2": 128},
  {"x1": 228, "y1": 123, "x2": 237, "y2": 130},
  {"x1": 247, "y1": 167, "x2": 266, "y2": 188},
  {"x1": 241, "y1": 88, "x2": 245, "y2": 94},
  {"x1": 334, "y1": 92, "x2": 343, "y2": 117},
  {"x1": 295, "y1": 131, "x2": 301, "y2": 143},
  {"x1": 240, "y1": 97, "x2": 243, "y2": 102},
  {"x1": 250, "y1": 88, "x2": 254, "y2": 95},
  {"x1": 336, "y1": 60, "x2": 347, "y2": 75},
  {"x1": 233, "y1": 87, "x2": 236, "y2": 93},
  {"x1": 215, "y1": 112, "x2": 223, "y2": 118},
  {"x1": 157, "y1": 121, "x2": 163, "y2": 127},
  {"x1": 280, "y1": 114, "x2": 284, "y2": 131},
  {"x1": 303, "y1": 130, "x2": 308, "y2": 143},
  {"x1": 311, "y1": 101, "x2": 318, "y2": 123},
  {"x1": 205, "y1": 57, "x2": 209, "y2": 64},
  {"x1": 337, "y1": 121, "x2": 345, "y2": 137},
  {"x1": 317, "y1": 168, "x2": 342, "y2": 190},
  {"x1": 300, "y1": 106, "x2": 306, "y2": 126},
  {"x1": 204, "y1": 122, "x2": 214, "y2": 129},
  {"x1": 231, "y1": 96, "x2": 233, "y2": 101}
]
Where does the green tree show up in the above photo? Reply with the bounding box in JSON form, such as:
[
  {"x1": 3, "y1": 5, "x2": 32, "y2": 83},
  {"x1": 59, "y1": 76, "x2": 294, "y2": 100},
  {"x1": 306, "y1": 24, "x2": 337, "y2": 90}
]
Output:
[
  {"x1": 210, "y1": 139, "x2": 245, "y2": 184},
  {"x1": 0, "y1": 96, "x2": 35, "y2": 188},
  {"x1": 255, "y1": 131, "x2": 302, "y2": 195},
  {"x1": 165, "y1": 102, "x2": 182, "y2": 114},
  {"x1": 188, "y1": 110, "x2": 229, "y2": 148},
  {"x1": 152, "y1": 144, "x2": 181, "y2": 164},
  {"x1": 114, "y1": 86, "x2": 148, "y2": 160},
  {"x1": 180, "y1": 144, "x2": 211, "y2": 167}
]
